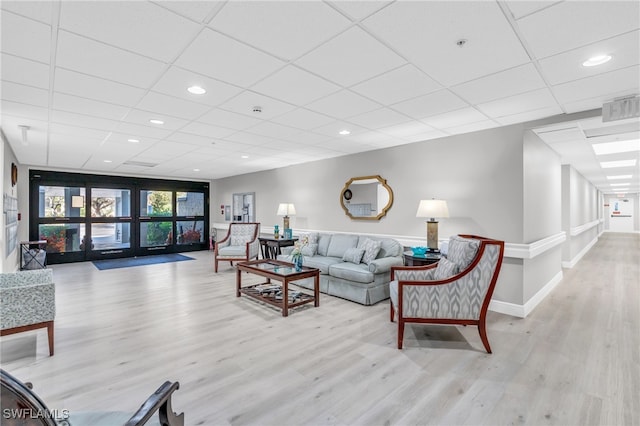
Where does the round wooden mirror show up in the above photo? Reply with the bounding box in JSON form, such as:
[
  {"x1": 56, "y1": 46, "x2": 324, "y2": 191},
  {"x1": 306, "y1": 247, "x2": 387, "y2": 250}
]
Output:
[{"x1": 340, "y1": 175, "x2": 393, "y2": 220}]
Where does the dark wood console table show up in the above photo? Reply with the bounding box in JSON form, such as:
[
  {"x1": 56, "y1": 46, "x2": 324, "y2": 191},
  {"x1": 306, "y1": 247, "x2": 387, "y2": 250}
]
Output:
[
  {"x1": 403, "y1": 251, "x2": 441, "y2": 266},
  {"x1": 258, "y1": 237, "x2": 298, "y2": 259}
]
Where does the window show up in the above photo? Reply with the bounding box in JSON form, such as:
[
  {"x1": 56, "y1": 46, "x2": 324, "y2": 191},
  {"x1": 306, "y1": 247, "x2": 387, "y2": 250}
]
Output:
[
  {"x1": 140, "y1": 190, "x2": 173, "y2": 217},
  {"x1": 39, "y1": 186, "x2": 86, "y2": 218}
]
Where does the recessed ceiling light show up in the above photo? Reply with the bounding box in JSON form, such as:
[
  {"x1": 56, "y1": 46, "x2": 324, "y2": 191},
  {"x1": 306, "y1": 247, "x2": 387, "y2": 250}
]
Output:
[
  {"x1": 592, "y1": 139, "x2": 640, "y2": 155},
  {"x1": 600, "y1": 159, "x2": 637, "y2": 168},
  {"x1": 149, "y1": 119, "x2": 164, "y2": 125},
  {"x1": 607, "y1": 175, "x2": 632, "y2": 180},
  {"x1": 339, "y1": 130, "x2": 351, "y2": 135},
  {"x1": 241, "y1": 155, "x2": 249, "y2": 159},
  {"x1": 610, "y1": 183, "x2": 630, "y2": 186},
  {"x1": 583, "y1": 55, "x2": 612, "y2": 67},
  {"x1": 127, "y1": 138, "x2": 139, "y2": 143},
  {"x1": 193, "y1": 168, "x2": 200, "y2": 172},
  {"x1": 103, "y1": 160, "x2": 112, "y2": 163},
  {"x1": 187, "y1": 85, "x2": 206, "y2": 95}
]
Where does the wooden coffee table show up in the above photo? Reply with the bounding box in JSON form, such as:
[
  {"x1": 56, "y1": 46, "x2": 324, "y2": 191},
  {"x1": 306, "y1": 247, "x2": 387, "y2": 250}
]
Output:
[{"x1": 236, "y1": 259, "x2": 320, "y2": 317}]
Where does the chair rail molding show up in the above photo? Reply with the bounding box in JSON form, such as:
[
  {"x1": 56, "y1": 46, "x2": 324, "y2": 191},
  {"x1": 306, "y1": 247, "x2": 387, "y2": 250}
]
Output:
[{"x1": 570, "y1": 220, "x2": 599, "y2": 236}]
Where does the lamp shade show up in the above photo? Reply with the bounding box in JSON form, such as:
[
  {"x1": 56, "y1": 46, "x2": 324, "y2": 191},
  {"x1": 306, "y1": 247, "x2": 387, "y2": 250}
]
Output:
[
  {"x1": 277, "y1": 203, "x2": 296, "y2": 216},
  {"x1": 416, "y1": 199, "x2": 449, "y2": 220}
]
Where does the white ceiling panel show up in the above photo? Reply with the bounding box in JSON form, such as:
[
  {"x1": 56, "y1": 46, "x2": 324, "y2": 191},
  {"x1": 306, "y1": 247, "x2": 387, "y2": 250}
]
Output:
[
  {"x1": 1, "y1": 101, "x2": 49, "y2": 121},
  {"x1": 151, "y1": 66, "x2": 243, "y2": 107},
  {"x1": 209, "y1": 1, "x2": 350, "y2": 60},
  {"x1": 153, "y1": 1, "x2": 224, "y2": 23},
  {"x1": 477, "y1": 88, "x2": 558, "y2": 119},
  {"x1": 539, "y1": 30, "x2": 640, "y2": 85},
  {"x1": 295, "y1": 26, "x2": 406, "y2": 87},
  {"x1": 305, "y1": 90, "x2": 380, "y2": 119},
  {"x1": 391, "y1": 90, "x2": 468, "y2": 120},
  {"x1": 494, "y1": 106, "x2": 564, "y2": 126},
  {"x1": 196, "y1": 108, "x2": 263, "y2": 130},
  {"x1": 59, "y1": 1, "x2": 200, "y2": 62},
  {"x1": 250, "y1": 66, "x2": 341, "y2": 106},
  {"x1": 178, "y1": 121, "x2": 237, "y2": 139},
  {"x1": 1, "y1": 54, "x2": 49, "y2": 89},
  {"x1": 350, "y1": 64, "x2": 441, "y2": 105},
  {"x1": 517, "y1": 1, "x2": 640, "y2": 58},
  {"x1": 0, "y1": 11, "x2": 51, "y2": 63},
  {"x1": 451, "y1": 63, "x2": 547, "y2": 105},
  {"x1": 552, "y1": 66, "x2": 640, "y2": 105},
  {"x1": 54, "y1": 69, "x2": 146, "y2": 106},
  {"x1": 503, "y1": 1, "x2": 561, "y2": 20},
  {"x1": 135, "y1": 92, "x2": 211, "y2": 121},
  {"x1": 328, "y1": 1, "x2": 392, "y2": 21},
  {"x1": 278, "y1": 131, "x2": 331, "y2": 145},
  {"x1": 362, "y1": 1, "x2": 530, "y2": 86},
  {"x1": 244, "y1": 121, "x2": 301, "y2": 140},
  {"x1": 113, "y1": 121, "x2": 174, "y2": 140},
  {"x1": 217, "y1": 91, "x2": 296, "y2": 120},
  {"x1": 312, "y1": 120, "x2": 369, "y2": 138},
  {"x1": 53, "y1": 93, "x2": 130, "y2": 121},
  {"x1": 50, "y1": 110, "x2": 118, "y2": 132},
  {"x1": 445, "y1": 120, "x2": 500, "y2": 135},
  {"x1": 1, "y1": 0, "x2": 54, "y2": 25},
  {"x1": 175, "y1": 29, "x2": 285, "y2": 87},
  {"x1": 55, "y1": 31, "x2": 166, "y2": 88},
  {"x1": 1, "y1": 81, "x2": 48, "y2": 107},
  {"x1": 379, "y1": 121, "x2": 435, "y2": 139},
  {"x1": 347, "y1": 107, "x2": 411, "y2": 130},
  {"x1": 270, "y1": 108, "x2": 335, "y2": 131},
  {"x1": 422, "y1": 107, "x2": 489, "y2": 130},
  {"x1": 123, "y1": 109, "x2": 189, "y2": 131}
]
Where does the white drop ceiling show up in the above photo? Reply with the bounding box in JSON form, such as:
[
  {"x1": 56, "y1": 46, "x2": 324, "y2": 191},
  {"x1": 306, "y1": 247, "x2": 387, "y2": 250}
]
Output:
[{"x1": 1, "y1": 1, "x2": 639, "y2": 194}]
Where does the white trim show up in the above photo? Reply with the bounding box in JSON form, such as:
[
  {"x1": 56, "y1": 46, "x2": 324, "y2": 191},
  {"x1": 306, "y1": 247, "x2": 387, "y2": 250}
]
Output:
[
  {"x1": 562, "y1": 236, "x2": 597, "y2": 268},
  {"x1": 570, "y1": 220, "x2": 599, "y2": 236},
  {"x1": 503, "y1": 232, "x2": 566, "y2": 259},
  {"x1": 489, "y1": 270, "x2": 563, "y2": 318}
]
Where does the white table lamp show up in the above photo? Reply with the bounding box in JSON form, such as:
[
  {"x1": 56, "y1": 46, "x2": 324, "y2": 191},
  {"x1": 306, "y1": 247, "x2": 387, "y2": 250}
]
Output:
[
  {"x1": 277, "y1": 203, "x2": 296, "y2": 230},
  {"x1": 416, "y1": 199, "x2": 449, "y2": 250}
]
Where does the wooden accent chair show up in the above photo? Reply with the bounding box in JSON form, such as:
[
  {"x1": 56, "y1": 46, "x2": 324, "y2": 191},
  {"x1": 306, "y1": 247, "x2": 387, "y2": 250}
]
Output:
[
  {"x1": 390, "y1": 235, "x2": 504, "y2": 353},
  {"x1": 0, "y1": 269, "x2": 55, "y2": 356},
  {"x1": 214, "y1": 222, "x2": 260, "y2": 272},
  {"x1": 0, "y1": 368, "x2": 184, "y2": 426}
]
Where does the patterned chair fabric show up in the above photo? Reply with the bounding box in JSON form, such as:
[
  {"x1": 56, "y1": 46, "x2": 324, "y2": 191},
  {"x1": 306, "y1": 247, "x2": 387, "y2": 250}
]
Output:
[
  {"x1": 0, "y1": 269, "x2": 55, "y2": 356},
  {"x1": 389, "y1": 235, "x2": 504, "y2": 353},
  {"x1": 214, "y1": 222, "x2": 260, "y2": 272}
]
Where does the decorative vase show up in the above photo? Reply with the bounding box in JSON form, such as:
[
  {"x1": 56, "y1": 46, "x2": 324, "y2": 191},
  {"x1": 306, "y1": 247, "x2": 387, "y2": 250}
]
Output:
[{"x1": 294, "y1": 255, "x2": 303, "y2": 272}]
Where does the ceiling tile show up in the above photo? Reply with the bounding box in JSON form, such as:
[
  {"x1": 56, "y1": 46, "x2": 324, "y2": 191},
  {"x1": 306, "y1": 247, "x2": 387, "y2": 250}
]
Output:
[
  {"x1": 516, "y1": 1, "x2": 640, "y2": 58},
  {"x1": 1, "y1": 11, "x2": 51, "y2": 63},
  {"x1": 51, "y1": 110, "x2": 118, "y2": 132},
  {"x1": 151, "y1": 66, "x2": 243, "y2": 107},
  {"x1": 59, "y1": 1, "x2": 201, "y2": 62},
  {"x1": 378, "y1": 121, "x2": 435, "y2": 138},
  {"x1": 197, "y1": 108, "x2": 263, "y2": 130},
  {"x1": 270, "y1": 108, "x2": 335, "y2": 131},
  {"x1": 350, "y1": 64, "x2": 441, "y2": 105},
  {"x1": 495, "y1": 105, "x2": 564, "y2": 126},
  {"x1": 312, "y1": 120, "x2": 369, "y2": 138},
  {"x1": 1, "y1": 101, "x2": 48, "y2": 121},
  {"x1": 451, "y1": 63, "x2": 546, "y2": 105},
  {"x1": 363, "y1": 1, "x2": 530, "y2": 86},
  {"x1": 154, "y1": 1, "x2": 224, "y2": 23},
  {"x1": 224, "y1": 131, "x2": 275, "y2": 147},
  {"x1": 209, "y1": 1, "x2": 350, "y2": 60},
  {"x1": 217, "y1": 91, "x2": 296, "y2": 120},
  {"x1": 539, "y1": 30, "x2": 640, "y2": 85},
  {"x1": 477, "y1": 88, "x2": 558, "y2": 118},
  {"x1": 391, "y1": 90, "x2": 468, "y2": 120},
  {"x1": 278, "y1": 130, "x2": 332, "y2": 145},
  {"x1": 552, "y1": 66, "x2": 640, "y2": 105},
  {"x1": 1, "y1": 53, "x2": 50, "y2": 89},
  {"x1": 347, "y1": 107, "x2": 411, "y2": 130},
  {"x1": 52, "y1": 93, "x2": 130, "y2": 121},
  {"x1": 49, "y1": 122, "x2": 112, "y2": 140},
  {"x1": 443, "y1": 119, "x2": 500, "y2": 135},
  {"x1": 295, "y1": 26, "x2": 406, "y2": 87},
  {"x1": 179, "y1": 121, "x2": 237, "y2": 139},
  {"x1": 422, "y1": 107, "x2": 489, "y2": 130},
  {"x1": 113, "y1": 121, "x2": 174, "y2": 140},
  {"x1": 503, "y1": 1, "x2": 561, "y2": 20},
  {"x1": 1, "y1": 81, "x2": 48, "y2": 107},
  {"x1": 56, "y1": 31, "x2": 166, "y2": 89},
  {"x1": 1, "y1": 0, "x2": 54, "y2": 25},
  {"x1": 251, "y1": 65, "x2": 341, "y2": 106},
  {"x1": 305, "y1": 90, "x2": 381, "y2": 119},
  {"x1": 54, "y1": 69, "x2": 146, "y2": 106},
  {"x1": 175, "y1": 29, "x2": 285, "y2": 87},
  {"x1": 245, "y1": 121, "x2": 301, "y2": 140},
  {"x1": 327, "y1": 1, "x2": 392, "y2": 21},
  {"x1": 136, "y1": 91, "x2": 211, "y2": 121},
  {"x1": 123, "y1": 109, "x2": 189, "y2": 131}
]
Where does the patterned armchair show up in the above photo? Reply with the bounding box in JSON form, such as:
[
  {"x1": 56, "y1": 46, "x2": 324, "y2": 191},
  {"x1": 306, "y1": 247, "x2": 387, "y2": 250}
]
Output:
[
  {"x1": 0, "y1": 269, "x2": 55, "y2": 356},
  {"x1": 390, "y1": 235, "x2": 504, "y2": 353},
  {"x1": 214, "y1": 222, "x2": 261, "y2": 272}
]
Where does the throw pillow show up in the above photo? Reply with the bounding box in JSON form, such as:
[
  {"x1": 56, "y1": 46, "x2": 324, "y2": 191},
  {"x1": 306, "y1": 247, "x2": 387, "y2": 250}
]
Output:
[
  {"x1": 359, "y1": 238, "x2": 381, "y2": 265},
  {"x1": 434, "y1": 257, "x2": 460, "y2": 280},
  {"x1": 299, "y1": 232, "x2": 319, "y2": 245},
  {"x1": 301, "y1": 243, "x2": 318, "y2": 256},
  {"x1": 446, "y1": 236, "x2": 480, "y2": 270},
  {"x1": 342, "y1": 247, "x2": 365, "y2": 264}
]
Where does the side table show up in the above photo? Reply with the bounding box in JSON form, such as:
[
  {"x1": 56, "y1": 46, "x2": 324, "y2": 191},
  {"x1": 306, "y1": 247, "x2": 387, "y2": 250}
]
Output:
[
  {"x1": 403, "y1": 251, "x2": 441, "y2": 266},
  {"x1": 258, "y1": 237, "x2": 298, "y2": 259}
]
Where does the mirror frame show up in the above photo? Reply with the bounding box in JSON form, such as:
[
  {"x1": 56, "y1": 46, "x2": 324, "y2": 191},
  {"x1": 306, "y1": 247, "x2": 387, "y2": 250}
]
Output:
[{"x1": 340, "y1": 175, "x2": 394, "y2": 221}]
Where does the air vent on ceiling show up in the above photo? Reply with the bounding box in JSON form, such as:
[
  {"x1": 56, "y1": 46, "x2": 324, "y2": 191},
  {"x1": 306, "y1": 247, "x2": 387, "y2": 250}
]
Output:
[{"x1": 123, "y1": 161, "x2": 158, "y2": 168}]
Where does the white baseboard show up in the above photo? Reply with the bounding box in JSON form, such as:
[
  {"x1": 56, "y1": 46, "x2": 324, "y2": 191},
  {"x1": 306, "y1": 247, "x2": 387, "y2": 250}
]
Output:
[
  {"x1": 561, "y1": 236, "x2": 597, "y2": 268},
  {"x1": 489, "y1": 270, "x2": 564, "y2": 318}
]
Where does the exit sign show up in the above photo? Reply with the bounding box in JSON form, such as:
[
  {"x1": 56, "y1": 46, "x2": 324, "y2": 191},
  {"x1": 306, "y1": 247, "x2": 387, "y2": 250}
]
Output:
[{"x1": 603, "y1": 96, "x2": 640, "y2": 122}]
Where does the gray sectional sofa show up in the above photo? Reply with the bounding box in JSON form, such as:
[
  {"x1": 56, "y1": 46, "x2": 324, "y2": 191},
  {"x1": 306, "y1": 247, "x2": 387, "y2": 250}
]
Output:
[{"x1": 277, "y1": 232, "x2": 404, "y2": 305}]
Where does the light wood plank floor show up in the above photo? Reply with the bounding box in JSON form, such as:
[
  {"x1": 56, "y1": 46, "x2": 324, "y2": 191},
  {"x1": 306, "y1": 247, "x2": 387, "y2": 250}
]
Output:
[{"x1": 1, "y1": 233, "x2": 638, "y2": 425}]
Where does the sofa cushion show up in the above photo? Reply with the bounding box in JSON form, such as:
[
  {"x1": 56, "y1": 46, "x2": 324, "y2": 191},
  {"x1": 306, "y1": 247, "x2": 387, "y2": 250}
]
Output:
[
  {"x1": 218, "y1": 246, "x2": 248, "y2": 257},
  {"x1": 326, "y1": 234, "x2": 359, "y2": 258},
  {"x1": 299, "y1": 232, "x2": 319, "y2": 245},
  {"x1": 317, "y1": 234, "x2": 332, "y2": 256},
  {"x1": 301, "y1": 244, "x2": 318, "y2": 256},
  {"x1": 329, "y1": 262, "x2": 374, "y2": 284},
  {"x1": 342, "y1": 247, "x2": 365, "y2": 264},
  {"x1": 358, "y1": 238, "x2": 381, "y2": 265},
  {"x1": 447, "y1": 236, "x2": 480, "y2": 270},
  {"x1": 287, "y1": 255, "x2": 341, "y2": 274},
  {"x1": 377, "y1": 237, "x2": 403, "y2": 258},
  {"x1": 433, "y1": 257, "x2": 459, "y2": 280}
]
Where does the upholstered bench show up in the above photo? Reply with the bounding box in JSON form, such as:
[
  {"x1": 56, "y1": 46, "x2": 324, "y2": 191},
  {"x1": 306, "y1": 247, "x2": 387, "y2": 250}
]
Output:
[{"x1": 0, "y1": 269, "x2": 55, "y2": 356}]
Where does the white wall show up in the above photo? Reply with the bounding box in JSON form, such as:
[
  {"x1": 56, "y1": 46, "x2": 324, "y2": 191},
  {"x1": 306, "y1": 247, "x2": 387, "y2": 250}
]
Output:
[{"x1": 2, "y1": 130, "x2": 21, "y2": 271}]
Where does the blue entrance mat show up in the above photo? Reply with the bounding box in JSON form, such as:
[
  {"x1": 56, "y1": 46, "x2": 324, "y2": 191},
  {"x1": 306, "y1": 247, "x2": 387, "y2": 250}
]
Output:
[{"x1": 92, "y1": 253, "x2": 195, "y2": 270}]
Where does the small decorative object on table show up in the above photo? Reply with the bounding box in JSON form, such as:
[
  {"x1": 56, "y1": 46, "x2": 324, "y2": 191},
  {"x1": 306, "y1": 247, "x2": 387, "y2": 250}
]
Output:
[
  {"x1": 411, "y1": 246, "x2": 427, "y2": 256},
  {"x1": 274, "y1": 225, "x2": 279, "y2": 239},
  {"x1": 290, "y1": 235, "x2": 309, "y2": 271}
]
